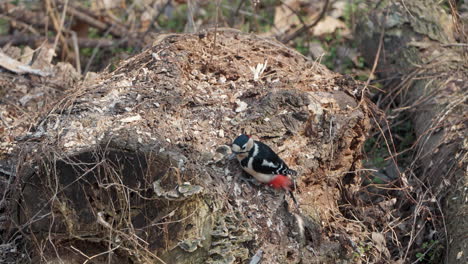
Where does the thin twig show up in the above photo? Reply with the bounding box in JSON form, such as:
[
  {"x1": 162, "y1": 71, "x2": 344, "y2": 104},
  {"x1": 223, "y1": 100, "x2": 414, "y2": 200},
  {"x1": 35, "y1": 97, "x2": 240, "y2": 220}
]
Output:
[
  {"x1": 62, "y1": 2, "x2": 127, "y2": 37},
  {"x1": 210, "y1": 0, "x2": 221, "y2": 64},
  {"x1": 441, "y1": 43, "x2": 468, "y2": 47},
  {"x1": 186, "y1": 0, "x2": 196, "y2": 33},
  {"x1": 352, "y1": 11, "x2": 386, "y2": 111},
  {"x1": 70, "y1": 31, "x2": 81, "y2": 74},
  {"x1": 44, "y1": 0, "x2": 70, "y2": 58},
  {"x1": 280, "y1": 0, "x2": 308, "y2": 28},
  {"x1": 281, "y1": 0, "x2": 329, "y2": 43}
]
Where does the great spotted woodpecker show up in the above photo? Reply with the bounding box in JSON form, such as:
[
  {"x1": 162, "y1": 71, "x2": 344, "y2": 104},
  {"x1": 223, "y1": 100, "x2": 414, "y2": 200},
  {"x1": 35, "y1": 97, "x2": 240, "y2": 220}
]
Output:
[{"x1": 231, "y1": 134, "x2": 297, "y2": 190}]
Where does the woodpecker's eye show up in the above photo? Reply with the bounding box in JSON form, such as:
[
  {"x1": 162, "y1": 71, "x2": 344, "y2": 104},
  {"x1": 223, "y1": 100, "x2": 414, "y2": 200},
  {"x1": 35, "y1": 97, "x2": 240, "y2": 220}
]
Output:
[{"x1": 242, "y1": 146, "x2": 246, "y2": 150}]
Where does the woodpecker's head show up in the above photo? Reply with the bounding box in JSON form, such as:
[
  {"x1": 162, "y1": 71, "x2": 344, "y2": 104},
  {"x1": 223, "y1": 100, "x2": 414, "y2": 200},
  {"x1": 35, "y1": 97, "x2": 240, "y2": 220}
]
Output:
[{"x1": 231, "y1": 134, "x2": 254, "y2": 157}]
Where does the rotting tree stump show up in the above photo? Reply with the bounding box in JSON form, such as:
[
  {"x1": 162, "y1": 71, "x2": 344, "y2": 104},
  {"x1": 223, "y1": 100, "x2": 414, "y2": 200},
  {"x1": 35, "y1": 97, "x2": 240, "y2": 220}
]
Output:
[{"x1": 4, "y1": 29, "x2": 371, "y2": 263}]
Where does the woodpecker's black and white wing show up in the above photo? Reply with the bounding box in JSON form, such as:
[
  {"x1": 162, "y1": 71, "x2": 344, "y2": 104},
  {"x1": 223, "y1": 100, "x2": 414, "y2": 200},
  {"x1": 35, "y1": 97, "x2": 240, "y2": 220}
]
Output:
[{"x1": 251, "y1": 141, "x2": 297, "y2": 176}]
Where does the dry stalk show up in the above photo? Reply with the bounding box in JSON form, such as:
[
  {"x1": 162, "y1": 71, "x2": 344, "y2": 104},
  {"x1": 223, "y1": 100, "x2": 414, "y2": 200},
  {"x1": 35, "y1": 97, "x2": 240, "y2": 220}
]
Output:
[{"x1": 44, "y1": 0, "x2": 70, "y2": 59}]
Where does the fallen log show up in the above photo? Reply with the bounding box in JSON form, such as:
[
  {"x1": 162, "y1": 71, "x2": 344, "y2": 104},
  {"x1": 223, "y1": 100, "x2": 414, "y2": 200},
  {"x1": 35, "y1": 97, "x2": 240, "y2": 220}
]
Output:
[{"x1": 355, "y1": 1, "x2": 467, "y2": 263}]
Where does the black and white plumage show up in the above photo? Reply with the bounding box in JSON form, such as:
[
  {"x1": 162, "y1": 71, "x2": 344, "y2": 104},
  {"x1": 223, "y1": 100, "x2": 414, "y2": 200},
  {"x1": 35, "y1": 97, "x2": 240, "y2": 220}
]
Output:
[{"x1": 231, "y1": 134, "x2": 297, "y2": 189}]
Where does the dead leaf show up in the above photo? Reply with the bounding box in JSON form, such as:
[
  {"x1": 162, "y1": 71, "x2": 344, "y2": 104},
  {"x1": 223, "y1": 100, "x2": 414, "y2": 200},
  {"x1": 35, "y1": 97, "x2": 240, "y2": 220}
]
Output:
[
  {"x1": 274, "y1": 0, "x2": 301, "y2": 35},
  {"x1": 330, "y1": 1, "x2": 347, "y2": 18},
  {"x1": 312, "y1": 16, "x2": 350, "y2": 37},
  {"x1": 309, "y1": 42, "x2": 325, "y2": 59},
  {"x1": 371, "y1": 232, "x2": 390, "y2": 258},
  {"x1": 140, "y1": 10, "x2": 153, "y2": 32},
  {"x1": 30, "y1": 45, "x2": 55, "y2": 71},
  {"x1": 20, "y1": 46, "x2": 35, "y2": 65}
]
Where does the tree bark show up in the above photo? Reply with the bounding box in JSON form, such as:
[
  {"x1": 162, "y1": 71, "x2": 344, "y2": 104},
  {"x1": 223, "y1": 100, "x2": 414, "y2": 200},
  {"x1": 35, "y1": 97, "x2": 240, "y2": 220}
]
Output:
[{"x1": 355, "y1": 1, "x2": 467, "y2": 263}]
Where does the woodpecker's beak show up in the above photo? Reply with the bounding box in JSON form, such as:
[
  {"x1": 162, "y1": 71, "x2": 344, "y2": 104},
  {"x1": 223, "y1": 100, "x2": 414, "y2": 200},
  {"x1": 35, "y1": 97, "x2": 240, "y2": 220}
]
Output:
[{"x1": 228, "y1": 153, "x2": 237, "y2": 160}]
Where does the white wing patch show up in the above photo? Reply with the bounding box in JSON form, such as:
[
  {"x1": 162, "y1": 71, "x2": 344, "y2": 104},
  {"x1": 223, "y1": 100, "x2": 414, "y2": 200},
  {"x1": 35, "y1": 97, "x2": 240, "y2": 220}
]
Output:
[
  {"x1": 252, "y1": 143, "x2": 259, "y2": 157},
  {"x1": 261, "y1": 160, "x2": 278, "y2": 168}
]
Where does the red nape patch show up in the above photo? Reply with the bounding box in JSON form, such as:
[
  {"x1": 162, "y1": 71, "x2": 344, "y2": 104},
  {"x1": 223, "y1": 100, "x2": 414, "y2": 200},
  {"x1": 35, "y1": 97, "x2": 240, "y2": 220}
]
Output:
[{"x1": 268, "y1": 175, "x2": 292, "y2": 190}]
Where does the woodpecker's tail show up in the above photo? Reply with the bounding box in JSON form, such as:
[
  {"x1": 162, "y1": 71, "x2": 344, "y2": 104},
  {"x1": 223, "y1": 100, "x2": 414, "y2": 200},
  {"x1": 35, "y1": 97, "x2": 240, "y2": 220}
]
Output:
[{"x1": 289, "y1": 190, "x2": 298, "y2": 206}]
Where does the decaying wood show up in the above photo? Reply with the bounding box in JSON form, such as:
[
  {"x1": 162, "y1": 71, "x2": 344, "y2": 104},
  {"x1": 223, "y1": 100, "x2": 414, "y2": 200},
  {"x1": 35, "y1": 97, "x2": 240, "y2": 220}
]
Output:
[
  {"x1": 0, "y1": 51, "x2": 51, "y2": 76},
  {"x1": 2, "y1": 29, "x2": 371, "y2": 263},
  {"x1": 356, "y1": 1, "x2": 467, "y2": 263}
]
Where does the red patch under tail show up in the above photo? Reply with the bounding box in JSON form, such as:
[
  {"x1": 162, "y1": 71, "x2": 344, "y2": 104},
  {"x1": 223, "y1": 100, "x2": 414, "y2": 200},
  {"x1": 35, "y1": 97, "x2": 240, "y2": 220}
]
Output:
[{"x1": 268, "y1": 175, "x2": 292, "y2": 190}]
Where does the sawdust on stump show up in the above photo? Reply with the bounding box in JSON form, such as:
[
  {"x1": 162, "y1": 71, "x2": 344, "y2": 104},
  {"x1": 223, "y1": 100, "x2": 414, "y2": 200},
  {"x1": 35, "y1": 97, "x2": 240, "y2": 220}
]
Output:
[{"x1": 4, "y1": 29, "x2": 371, "y2": 263}]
